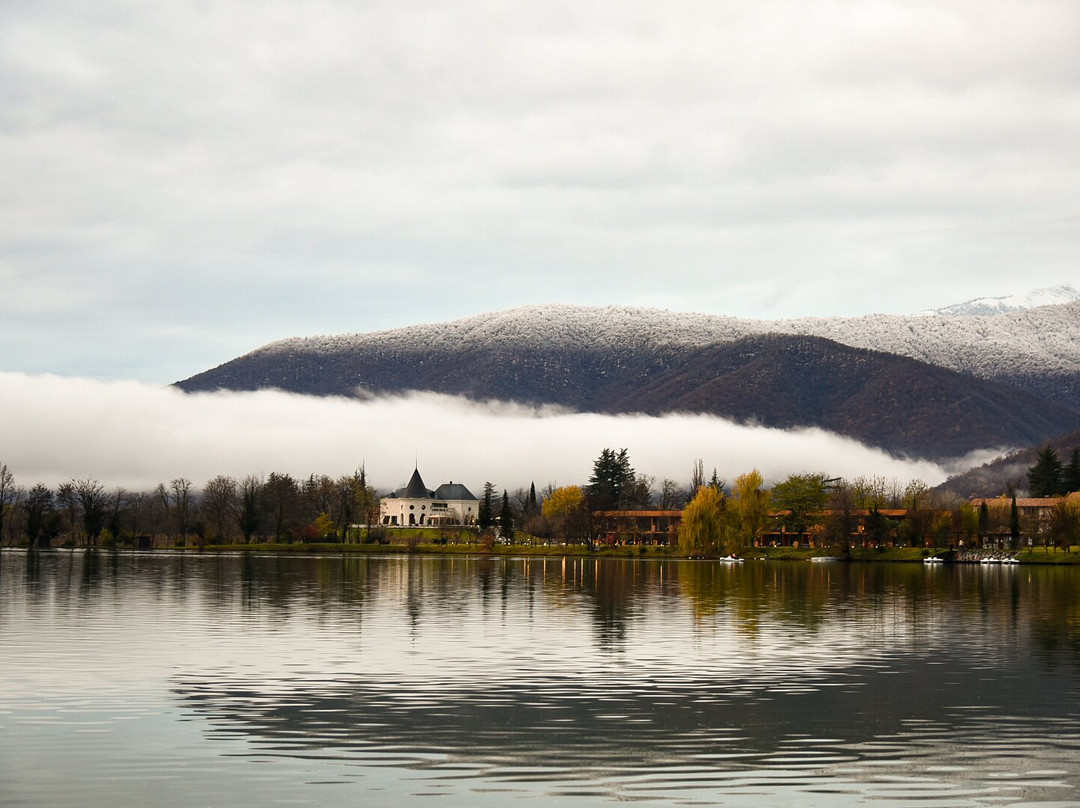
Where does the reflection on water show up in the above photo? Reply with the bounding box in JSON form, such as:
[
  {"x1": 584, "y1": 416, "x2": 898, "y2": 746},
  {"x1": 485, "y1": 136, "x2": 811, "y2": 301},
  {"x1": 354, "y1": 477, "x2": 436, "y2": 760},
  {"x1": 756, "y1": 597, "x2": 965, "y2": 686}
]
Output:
[{"x1": 1, "y1": 551, "x2": 1079, "y2": 807}]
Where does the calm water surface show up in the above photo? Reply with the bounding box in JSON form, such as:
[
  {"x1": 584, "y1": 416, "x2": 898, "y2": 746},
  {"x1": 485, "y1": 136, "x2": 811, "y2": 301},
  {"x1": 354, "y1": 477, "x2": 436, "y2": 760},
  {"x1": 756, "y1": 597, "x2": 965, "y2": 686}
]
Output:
[{"x1": 1, "y1": 551, "x2": 1079, "y2": 807}]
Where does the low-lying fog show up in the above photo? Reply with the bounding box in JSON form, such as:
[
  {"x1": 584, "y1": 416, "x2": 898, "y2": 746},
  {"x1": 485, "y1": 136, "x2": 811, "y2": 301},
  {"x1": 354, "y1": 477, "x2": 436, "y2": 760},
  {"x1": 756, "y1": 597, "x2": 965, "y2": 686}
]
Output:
[{"x1": 1, "y1": 372, "x2": 990, "y2": 493}]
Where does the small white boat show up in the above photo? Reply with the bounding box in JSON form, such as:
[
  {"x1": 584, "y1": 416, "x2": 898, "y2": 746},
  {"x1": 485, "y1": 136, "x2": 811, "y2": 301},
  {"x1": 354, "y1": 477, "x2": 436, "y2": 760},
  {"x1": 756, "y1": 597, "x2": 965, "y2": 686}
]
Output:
[
  {"x1": 924, "y1": 557, "x2": 944, "y2": 564},
  {"x1": 719, "y1": 555, "x2": 744, "y2": 563},
  {"x1": 811, "y1": 556, "x2": 842, "y2": 563}
]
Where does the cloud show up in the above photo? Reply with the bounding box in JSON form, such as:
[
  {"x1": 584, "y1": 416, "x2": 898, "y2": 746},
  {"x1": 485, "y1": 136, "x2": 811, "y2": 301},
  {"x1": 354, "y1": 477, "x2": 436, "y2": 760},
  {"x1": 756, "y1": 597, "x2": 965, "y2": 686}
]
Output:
[
  {"x1": 0, "y1": 372, "x2": 952, "y2": 493},
  {"x1": 1, "y1": 1, "x2": 1079, "y2": 382}
]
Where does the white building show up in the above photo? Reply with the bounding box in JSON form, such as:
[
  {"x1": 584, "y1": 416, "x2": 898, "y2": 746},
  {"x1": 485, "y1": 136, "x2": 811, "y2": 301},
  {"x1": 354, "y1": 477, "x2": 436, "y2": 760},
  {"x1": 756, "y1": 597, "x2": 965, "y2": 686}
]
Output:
[{"x1": 380, "y1": 468, "x2": 479, "y2": 526}]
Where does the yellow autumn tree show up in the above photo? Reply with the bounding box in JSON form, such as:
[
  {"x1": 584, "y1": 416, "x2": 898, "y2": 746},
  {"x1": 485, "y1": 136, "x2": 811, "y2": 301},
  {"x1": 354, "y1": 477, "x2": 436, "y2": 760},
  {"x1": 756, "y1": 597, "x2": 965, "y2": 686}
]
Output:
[
  {"x1": 733, "y1": 470, "x2": 770, "y2": 547},
  {"x1": 542, "y1": 485, "x2": 586, "y2": 542},
  {"x1": 679, "y1": 485, "x2": 725, "y2": 556}
]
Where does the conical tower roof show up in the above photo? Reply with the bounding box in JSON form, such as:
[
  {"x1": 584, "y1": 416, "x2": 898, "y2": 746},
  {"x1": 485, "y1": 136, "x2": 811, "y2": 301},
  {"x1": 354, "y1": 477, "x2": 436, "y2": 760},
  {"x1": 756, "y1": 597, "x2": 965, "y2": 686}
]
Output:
[{"x1": 403, "y1": 467, "x2": 431, "y2": 498}]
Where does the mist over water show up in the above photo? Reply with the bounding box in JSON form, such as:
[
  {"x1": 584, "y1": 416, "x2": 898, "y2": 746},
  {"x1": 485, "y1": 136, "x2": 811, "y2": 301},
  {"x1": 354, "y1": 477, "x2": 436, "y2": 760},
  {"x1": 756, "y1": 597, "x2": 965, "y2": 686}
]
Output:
[
  {"x1": 0, "y1": 371, "x2": 958, "y2": 491},
  {"x1": 2, "y1": 552, "x2": 1079, "y2": 807}
]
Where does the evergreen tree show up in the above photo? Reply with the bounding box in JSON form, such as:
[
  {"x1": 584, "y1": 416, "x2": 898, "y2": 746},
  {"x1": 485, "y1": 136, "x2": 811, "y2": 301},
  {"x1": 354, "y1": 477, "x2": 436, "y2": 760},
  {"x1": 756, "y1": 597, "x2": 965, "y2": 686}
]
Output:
[
  {"x1": 1010, "y1": 495, "x2": 1021, "y2": 547},
  {"x1": 1064, "y1": 448, "x2": 1080, "y2": 494},
  {"x1": 709, "y1": 469, "x2": 725, "y2": 493},
  {"x1": 528, "y1": 482, "x2": 538, "y2": 515},
  {"x1": 479, "y1": 482, "x2": 496, "y2": 530},
  {"x1": 499, "y1": 489, "x2": 515, "y2": 541},
  {"x1": 978, "y1": 501, "x2": 990, "y2": 539},
  {"x1": 588, "y1": 448, "x2": 635, "y2": 510},
  {"x1": 1028, "y1": 445, "x2": 1065, "y2": 497}
]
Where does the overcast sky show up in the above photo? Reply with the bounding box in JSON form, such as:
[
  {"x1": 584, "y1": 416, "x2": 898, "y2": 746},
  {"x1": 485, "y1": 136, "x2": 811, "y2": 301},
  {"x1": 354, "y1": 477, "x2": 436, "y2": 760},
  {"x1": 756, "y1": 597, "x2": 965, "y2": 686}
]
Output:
[{"x1": 2, "y1": 0, "x2": 1078, "y2": 384}]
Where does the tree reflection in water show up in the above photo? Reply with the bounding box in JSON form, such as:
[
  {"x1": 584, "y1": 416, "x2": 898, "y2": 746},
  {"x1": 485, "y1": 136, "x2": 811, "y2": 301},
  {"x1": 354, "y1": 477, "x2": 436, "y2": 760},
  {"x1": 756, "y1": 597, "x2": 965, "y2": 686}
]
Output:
[{"x1": 4, "y1": 552, "x2": 1079, "y2": 806}]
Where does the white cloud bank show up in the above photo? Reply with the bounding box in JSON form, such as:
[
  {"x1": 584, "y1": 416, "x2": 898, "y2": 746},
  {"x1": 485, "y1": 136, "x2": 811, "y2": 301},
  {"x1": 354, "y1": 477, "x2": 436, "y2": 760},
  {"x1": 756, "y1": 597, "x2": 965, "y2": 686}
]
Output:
[{"x1": 0, "y1": 372, "x2": 957, "y2": 493}]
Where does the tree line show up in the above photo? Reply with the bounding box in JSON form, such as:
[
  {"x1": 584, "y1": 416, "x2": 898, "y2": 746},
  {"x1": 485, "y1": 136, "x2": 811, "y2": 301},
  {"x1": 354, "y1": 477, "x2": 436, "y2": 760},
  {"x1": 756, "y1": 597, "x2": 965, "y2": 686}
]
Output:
[
  {"x1": 2, "y1": 445, "x2": 1078, "y2": 550},
  {"x1": 0, "y1": 464, "x2": 379, "y2": 548}
]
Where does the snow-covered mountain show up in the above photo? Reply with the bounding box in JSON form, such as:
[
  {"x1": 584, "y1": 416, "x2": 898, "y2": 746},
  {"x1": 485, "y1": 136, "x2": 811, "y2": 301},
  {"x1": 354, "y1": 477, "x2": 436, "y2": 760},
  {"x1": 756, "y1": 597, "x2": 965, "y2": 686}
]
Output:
[
  {"x1": 177, "y1": 298, "x2": 1080, "y2": 461},
  {"x1": 919, "y1": 284, "x2": 1079, "y2": 317},
  {"x1": 183, "y1": 298, "x2": 1080, "y2": 406}
]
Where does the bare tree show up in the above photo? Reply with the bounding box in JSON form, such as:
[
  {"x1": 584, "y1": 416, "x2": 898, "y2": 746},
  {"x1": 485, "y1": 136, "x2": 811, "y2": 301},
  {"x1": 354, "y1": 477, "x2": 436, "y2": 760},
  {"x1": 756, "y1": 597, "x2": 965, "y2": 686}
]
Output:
[
  {"x1": 169, "y1": 478, "x2": 195, "y2": 543},
  {"x1": 237, "y1": 475, "x2": 263, "y2": 543},
  {"x1": 690, "y1": 459, "x2": 705, "y2": 497},
  {"x1": 126, "y1": 491, "x2": 148, "y2": 541},
  {"x1": 57, "y1": 482, "x2": 81, "y2": 545},
  {"x1": 201, "y1": 475, "x2": 238, "y2": 543},
  {"x1": 155, "y1": 482, "x2": 172, "y2": 542},
  {"x1": 331, "y1": 473, "x2": 359, "y2": 542},
  {"x1": 264, "y1": 472, "x2": 299, "y2": 542},
  {"x1": 659, "y1": 479, "x2": 684, "y2": 510},
  {"x1": 22, "y1": 483, "x2": 54, "y2": 548},
  {"x1": 0, "y1": 463, "x2": 16, "y2": 546},
  {"x1": 107, "y1": 487, "x2": 128, "y2": 543},
  {"x1": 75, "y1": 478, "x2": 112, "y2": 546},
  {"x1": 513, "y1": 487, "x2": 531, "y2": 514}
]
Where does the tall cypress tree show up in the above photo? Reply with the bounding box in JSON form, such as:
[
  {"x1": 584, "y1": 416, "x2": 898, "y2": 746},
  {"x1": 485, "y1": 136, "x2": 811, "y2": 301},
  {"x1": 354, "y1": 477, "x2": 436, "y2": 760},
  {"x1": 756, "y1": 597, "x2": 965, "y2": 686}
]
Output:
[
  {"x1": 499, "y1": 490, "x2": 515, "y2": 541},
  {"x1": 1010, "y1": 495, "x2": 1021, "y2": 547},
  {"x1": 479, "y1": 482, "x2": 496, "y2": 530}
]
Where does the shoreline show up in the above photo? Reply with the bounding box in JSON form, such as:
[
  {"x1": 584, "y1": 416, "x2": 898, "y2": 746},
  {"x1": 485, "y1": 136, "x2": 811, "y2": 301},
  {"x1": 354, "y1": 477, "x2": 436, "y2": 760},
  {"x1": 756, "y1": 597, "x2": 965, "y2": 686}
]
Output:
[{"x1": 6, "y1": 544, "x2": 1080, "y2": 564}]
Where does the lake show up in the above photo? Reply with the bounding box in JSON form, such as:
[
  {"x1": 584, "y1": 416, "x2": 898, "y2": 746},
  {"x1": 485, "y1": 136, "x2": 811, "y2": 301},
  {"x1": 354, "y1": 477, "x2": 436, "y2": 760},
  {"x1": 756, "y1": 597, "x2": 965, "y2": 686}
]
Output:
[{"x1": 1, "y1": 551, "x2": 1079, "y2": 807}]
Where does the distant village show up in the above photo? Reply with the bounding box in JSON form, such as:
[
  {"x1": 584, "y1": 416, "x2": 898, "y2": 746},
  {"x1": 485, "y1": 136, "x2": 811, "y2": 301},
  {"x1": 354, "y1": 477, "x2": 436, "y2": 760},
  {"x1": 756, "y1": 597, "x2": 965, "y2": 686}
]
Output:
[{"x1": 2, "y1": 444, "x2": 1078, "y2": 556}]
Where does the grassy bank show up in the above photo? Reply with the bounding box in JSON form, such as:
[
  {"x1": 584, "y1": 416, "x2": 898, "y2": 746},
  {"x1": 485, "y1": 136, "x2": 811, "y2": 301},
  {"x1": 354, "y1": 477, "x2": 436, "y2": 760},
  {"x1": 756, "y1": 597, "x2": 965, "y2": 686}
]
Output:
[{"x1": 148, "y1": 541, "x2": 1080, "y2": 564}]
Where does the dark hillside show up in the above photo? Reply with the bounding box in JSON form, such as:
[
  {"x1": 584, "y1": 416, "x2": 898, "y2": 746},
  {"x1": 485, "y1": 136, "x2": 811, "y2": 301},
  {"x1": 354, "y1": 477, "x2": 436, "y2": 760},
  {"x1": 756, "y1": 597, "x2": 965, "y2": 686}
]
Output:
[
  {"x1": 934, "y1": 427, "x2": 1080, "y2": 498},
  {"x1": 607, "y1": 336, "x2": 1079, "y2": 460},
  {"x1": 178, "y1": 331, "x2": 1080, "y2": 461}
]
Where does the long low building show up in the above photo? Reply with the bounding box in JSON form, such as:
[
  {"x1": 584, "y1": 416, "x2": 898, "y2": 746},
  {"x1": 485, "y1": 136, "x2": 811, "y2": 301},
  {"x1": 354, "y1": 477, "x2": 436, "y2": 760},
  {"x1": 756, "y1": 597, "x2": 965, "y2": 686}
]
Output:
[
  {"x1": 380, "y1": 468, "x2": 479, "y2": 526},
  {"x1": 595, "y1": 508, "x2": 910, "y2": 546}
]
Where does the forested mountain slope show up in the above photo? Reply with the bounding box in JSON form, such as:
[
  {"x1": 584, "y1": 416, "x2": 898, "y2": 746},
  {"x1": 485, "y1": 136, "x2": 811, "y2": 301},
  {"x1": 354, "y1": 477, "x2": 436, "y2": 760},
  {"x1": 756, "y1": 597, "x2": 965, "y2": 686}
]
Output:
[
  {"x1": 177, "y1": 315, "x2": 1080, "y2": 460},
  {"x1": 934, "y1": 427, "x2": 1080, "y2": 498},
  {"x1": 179, "y1": 300, "x2": 1080, "y2": 408},
  {"x1": 605, "y1": 336, "x2": 1078, "y2": 460}
]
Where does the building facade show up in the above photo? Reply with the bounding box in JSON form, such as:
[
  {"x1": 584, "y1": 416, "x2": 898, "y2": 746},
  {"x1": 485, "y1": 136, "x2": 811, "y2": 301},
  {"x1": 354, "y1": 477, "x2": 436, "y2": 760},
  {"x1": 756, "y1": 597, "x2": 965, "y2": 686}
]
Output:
[{"x1": 380, "y1": 468, "x2": 479, "y2": 526}]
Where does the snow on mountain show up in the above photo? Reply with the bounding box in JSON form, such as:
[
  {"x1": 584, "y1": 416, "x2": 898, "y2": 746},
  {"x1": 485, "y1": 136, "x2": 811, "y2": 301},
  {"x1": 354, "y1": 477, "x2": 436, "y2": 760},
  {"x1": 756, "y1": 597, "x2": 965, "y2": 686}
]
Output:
[
  {"x1": 249, "y1": 298, "x2": 1080, "y2": 402},
  {"x1": 919, "y1": 284, "x2": 1079, "y2": 317}
]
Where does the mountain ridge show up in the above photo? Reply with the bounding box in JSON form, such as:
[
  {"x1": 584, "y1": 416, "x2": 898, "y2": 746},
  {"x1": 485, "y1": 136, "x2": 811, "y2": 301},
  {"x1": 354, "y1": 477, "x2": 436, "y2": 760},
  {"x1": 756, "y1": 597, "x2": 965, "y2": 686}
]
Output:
[
  {"x1": 919, "y1": 284, "x2": 1079, "y2": 317},
  {"x1": 177, "y1": 305, "x2": 1080, "y2": 462},
  {"x1": 182, "y1": 300, "x2": 1080, "y2": 408}
]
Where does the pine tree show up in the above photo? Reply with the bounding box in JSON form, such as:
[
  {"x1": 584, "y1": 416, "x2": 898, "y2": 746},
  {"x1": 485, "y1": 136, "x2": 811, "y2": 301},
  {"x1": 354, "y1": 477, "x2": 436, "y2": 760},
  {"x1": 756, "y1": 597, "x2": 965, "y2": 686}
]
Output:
[
  {"x1": 499, "y1": 490, "x2": 515, "y2": 541},
  {"x1": 588, "y1": 448, "x2": 635, "y2": 510},
  {"x1": 1028, "y1": 445, "x2": 1065, "y2": 497},
  {"x1": 1064, "y1": 448, "x2": 1080, "y2": 494},
  {"x1": 479, "y1": 482, "x2": 496, "y2": 530},
  {"x1": 709, "y1": 469, "x2": 725, "y2": 493}
]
